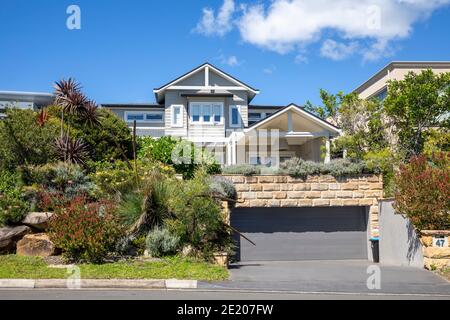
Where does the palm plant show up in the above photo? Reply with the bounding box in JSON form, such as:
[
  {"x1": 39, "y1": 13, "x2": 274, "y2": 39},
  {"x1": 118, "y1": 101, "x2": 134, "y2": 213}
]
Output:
[
  {"x1": 53, "y1": 78, "x2": 102, "y2": 164},
  {"x1": 54, "y1": 135, "x2": 89, "y2": 166},
  {"x1": 80, "y1": 100, "x2": 101, "y2": 127}
]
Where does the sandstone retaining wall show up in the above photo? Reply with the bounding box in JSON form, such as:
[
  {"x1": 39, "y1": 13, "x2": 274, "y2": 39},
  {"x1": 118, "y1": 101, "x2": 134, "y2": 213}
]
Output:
[{"x1": 222, "y1": 174, "x2": 383, "y2": 237}]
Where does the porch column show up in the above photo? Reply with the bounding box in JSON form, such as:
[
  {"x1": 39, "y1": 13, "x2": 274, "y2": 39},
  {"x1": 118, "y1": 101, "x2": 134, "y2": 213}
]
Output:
[
  {"x1": 232, "y1": 139, "x2": 238, "y2": 165},
  {"x1": 325, "y1": 134, "x2": 331, "y2": 164},
  {"x1": 226, "y1": 141, "x2": 232, "y2": 166}
]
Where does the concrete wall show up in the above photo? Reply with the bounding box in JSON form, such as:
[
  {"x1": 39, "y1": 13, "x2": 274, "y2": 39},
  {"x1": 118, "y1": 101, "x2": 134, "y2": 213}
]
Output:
[{"x1": 378, "y1": 199, "x2": 424, "y2": 268}]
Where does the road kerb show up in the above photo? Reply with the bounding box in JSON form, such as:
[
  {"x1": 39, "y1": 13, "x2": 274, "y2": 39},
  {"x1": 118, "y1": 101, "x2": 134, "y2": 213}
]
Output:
[
  {"x1": 166, "y1": 279, "x2": 198, "y2": 289},
  {"x1": 0, "y1": 279, "x2": 36, "y2": 289},
  {"x1": 0, "y1": 279, "x2": 198, "y2": 290}
]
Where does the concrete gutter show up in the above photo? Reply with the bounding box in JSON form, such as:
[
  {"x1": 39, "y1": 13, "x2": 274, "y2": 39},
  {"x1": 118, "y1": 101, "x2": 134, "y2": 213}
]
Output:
[{"x1": 0, "y1": 279, "x2": 198, "y2": 290}]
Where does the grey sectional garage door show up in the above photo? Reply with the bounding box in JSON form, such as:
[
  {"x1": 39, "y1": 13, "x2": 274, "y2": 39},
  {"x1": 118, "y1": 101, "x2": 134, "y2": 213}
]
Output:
[{"x1": 231, "y1": 207, "x2": 368, "y2": 261}]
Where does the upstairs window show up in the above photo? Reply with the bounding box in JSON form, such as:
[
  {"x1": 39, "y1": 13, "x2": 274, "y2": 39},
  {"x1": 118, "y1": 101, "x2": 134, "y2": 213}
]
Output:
[
  {"x1": 230, "y1": 105, "x2": 241, "y2": 127},
  {"x1": 190, "y1": 102, "x2": 223, "y2": 125},
  {"x1": 213, "y1": 104, "x2": 222, "y2": 123},
  {"x1": 126, "y1": 111, "x2": 164, "y2": 123},
  {"x1": 203, "y1": 105, "x2": 212, "y2": 123},
  {"x1": 191, "y1": 105, "x2": 201, "y2": 123}
]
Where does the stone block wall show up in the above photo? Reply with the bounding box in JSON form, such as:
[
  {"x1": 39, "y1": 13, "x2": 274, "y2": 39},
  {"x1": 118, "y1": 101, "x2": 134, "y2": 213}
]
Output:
[
  {"x1": 421, "y1": 231, "x2": 450, "y2": 270},
  {"x1": 222, "y1": 174, "x2": 384, "y2": 236}
]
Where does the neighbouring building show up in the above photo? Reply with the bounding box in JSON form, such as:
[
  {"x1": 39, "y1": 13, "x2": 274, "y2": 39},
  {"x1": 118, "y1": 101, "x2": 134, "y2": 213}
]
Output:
[
  {"x1": 354, "y1": 61, "x2": 450, "y2": 100},
  {"x1": 0, "y1": 91, "x2": 54, "y2": 119}
]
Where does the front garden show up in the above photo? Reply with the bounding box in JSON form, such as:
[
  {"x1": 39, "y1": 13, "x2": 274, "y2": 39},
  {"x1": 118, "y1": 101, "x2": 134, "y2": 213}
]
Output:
[
  {"x1": 0, "y1": 80, "x2": 232, "y2": 280},
  {"x1": 0, "y1": 69, "x2": 449, "y2": 278}
]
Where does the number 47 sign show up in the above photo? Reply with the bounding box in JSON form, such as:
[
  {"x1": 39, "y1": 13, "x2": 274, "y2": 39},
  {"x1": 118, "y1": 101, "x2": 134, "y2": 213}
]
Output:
[{"x1": 433, "y1": 236, "x2": 449, "y2": 248}]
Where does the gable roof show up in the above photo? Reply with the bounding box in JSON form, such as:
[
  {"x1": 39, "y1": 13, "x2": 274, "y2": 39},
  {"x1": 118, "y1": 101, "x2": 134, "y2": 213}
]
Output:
[
  {"x1": 245, "y1": 103, "x2": 341, "y2": 135},
  {"x1": 153, "y1": 63, "x2": 259, "y2": 103},
  {"x1": 154, "y1": 63, "x2": 259, "y2": 92}
]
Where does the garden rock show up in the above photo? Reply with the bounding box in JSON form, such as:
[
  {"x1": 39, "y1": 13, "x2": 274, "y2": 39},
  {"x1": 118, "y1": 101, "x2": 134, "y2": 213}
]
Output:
[
  {"x1": 0, "y1": 226, "x2": 32, "y2": 254},
  {"x1": 22, "y1": 212, "x2": 54, "y2": 230},
  {"x1": 16, "y1": 233, "x2": 56, "y2": 257}
]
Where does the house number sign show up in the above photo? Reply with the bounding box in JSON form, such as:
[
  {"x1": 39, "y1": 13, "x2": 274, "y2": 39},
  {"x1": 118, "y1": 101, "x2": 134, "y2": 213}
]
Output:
[{"x1": 433, "y1": 236, "x2": 448, "y2": 248}]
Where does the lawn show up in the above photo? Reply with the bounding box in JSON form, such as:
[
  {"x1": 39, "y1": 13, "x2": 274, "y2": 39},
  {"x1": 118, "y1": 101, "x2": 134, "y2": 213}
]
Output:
[{"x1": 0, "y1": 255, "x2": 229, "y2": 281}]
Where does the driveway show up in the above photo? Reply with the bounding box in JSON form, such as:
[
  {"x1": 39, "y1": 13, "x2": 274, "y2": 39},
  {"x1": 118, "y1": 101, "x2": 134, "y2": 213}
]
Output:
[{"x1": 200, "y1": 260, "x2": 450, "y2": 295}]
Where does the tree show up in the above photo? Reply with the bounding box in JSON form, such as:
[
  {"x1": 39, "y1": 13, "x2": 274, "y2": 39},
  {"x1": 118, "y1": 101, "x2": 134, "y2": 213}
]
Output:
[
  {"x1": 0, "y1": 109, "x2": 60, "y2": 170},
  {"x1": 384, "y1": 70, "x2": 450, "y2": 160}
]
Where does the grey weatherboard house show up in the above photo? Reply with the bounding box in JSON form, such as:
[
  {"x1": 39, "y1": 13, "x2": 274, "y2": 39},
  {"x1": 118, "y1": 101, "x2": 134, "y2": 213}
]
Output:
[{"x1": 103, "y1": 63, "x2": 341, "y2": 166}]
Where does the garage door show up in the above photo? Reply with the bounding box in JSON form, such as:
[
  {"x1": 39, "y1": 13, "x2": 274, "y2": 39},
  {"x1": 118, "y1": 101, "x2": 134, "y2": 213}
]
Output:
[{"x1": 231, "y1": 207, "x2": 368, "y2": 261}]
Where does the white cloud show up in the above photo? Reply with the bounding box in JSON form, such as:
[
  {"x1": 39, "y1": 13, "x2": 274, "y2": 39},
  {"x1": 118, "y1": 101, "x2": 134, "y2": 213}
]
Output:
[
  {"x1": 219, "y1": 54, "x2": 241, "y2": 67},
  {"x1": 320, "y1": 40, "x2": 359, "y2": 60},
  {"x1": 197, "y1": 0, "x2": 450, "y2": 61},
  {"x1": 294, "y1": 53, "x2": 309, "y2": 64},
  {"x1": 263, "y1": 65, "x2": 277, "y2": 74},
  {"x1": 195, "y1": 0, "x2": 236, "y2": 36}
]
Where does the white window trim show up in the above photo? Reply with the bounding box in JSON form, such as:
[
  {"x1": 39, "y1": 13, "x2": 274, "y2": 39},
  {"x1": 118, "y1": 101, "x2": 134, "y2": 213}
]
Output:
[
  {"x1": 189, "y1": 102, "x2": 224, "y2": 126},
  {"x1": 125, "y1": 111, "x2": 165, "y2": 124},
  {"x1": 229, "y1": 105, "x2": 242, "y2": 128},
  {"x1": 171, "y1": 105, "x2": 184, "y2": 128}
]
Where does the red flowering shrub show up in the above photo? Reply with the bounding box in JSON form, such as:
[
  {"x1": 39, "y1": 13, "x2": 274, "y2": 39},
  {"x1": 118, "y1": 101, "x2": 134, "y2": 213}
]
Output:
[
  {"x1": 394, "y1": 152, "x2": 450, "y2": 230},
  {"x1": 37, "y1": 190, "x2": 69, "y2": 212},
  {"x1": 48, "y1": 197, "x2": 124, "y2": 263}
]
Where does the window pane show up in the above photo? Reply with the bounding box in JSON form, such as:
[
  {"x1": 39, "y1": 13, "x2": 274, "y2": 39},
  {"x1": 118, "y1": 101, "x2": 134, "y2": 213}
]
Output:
[
  {"x1": 249, "y1": 113, "x2": 261, "y2": 119},
  {"x1": 146, "y1": 113, "x2": 163, "y2": 121},
  {"x1": 192, "y1": 105, "x2": 200, "y2": 122},
  {"x1": 173, "y1": 107, "x2": 181, "y2": 125},
  {"x1": 231, "y1": 107, "x2": 239, "y2": 125},
  {"x1": 127, "y1": 114, "x2": 144, "y2": 121},
  {"x1": 203, "y1": 105, "x2": 211, "y2": 122},
  {"x1": 213, "y1": 105, "x2": 222, "y2": 122}
]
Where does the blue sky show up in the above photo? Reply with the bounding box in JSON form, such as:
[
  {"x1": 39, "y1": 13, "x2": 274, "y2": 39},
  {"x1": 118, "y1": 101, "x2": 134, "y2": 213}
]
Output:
[{"x1": 1, "y1": 0, "x2": 449, "y2": 106}]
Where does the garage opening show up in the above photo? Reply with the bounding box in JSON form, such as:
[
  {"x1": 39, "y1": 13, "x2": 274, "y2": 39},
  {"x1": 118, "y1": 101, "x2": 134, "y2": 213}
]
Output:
[{"x1": 231, "y1": 207, "x2": 369, "y2": 262}]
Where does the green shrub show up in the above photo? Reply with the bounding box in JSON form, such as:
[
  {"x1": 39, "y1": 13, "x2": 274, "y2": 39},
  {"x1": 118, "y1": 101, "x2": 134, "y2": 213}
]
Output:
[
  {"x1": 222, "y1": 164, "x2": 262, "y2": 176},
  {"x1": 71, "y1": 109, "x2": 134, "y2": 162},
  {"x1": 145, "y1": 227, "x2": 180, "y2": 258},
  {"x1": 138, "y1": 137, "x2": 221, "y2": 179},
  {"x1": 279, "y1": 158, "x2": 321, "y2": 179},
  {"x1": 89, "y1": 160, "x2": 137, "y2": 199},
  {"x1": 322, "y1": 159, "x2": 366, "y2": 177},
  {"x1": 48, "y1": 197, "x2": 124, "y2": 263},
  {"x1": 0, "y1": 170, "x2": 29, "y2": 226},
  {"x1": 21, "y1": 162, "x2": 95, "y2": 198},
  {"x1": 89, "y1": 159, "x2": 175, "y2": 200},
  {"x1": 0, "y1": 192, "x2": 29, "y2": 226},
  {"x1": 394, "y1": 152, "x2": 450, "y2": 231},
  {"x1": 47, "y1": 105, "x2": 134, "y2": 163},
  {"x1": 0, "y1": 109, "x2": 59, "y2": 170},
  {"x1": 116, "y1": 193, "x2": 145, "y2": 228},
  {"x1": 166, "y1": 171, "x2": 233, "y2": 259},
  {"x1": 209, "y1": 176, "x2": 237, "y2": 200}
]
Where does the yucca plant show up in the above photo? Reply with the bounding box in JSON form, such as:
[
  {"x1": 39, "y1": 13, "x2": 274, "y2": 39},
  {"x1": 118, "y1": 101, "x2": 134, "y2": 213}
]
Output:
[
  {"x1": 80, "y1": 100, "x2": 101, "y2": 127},
  {"x1": 54, "y1": 135, "x2": 89, "y2": 166}
]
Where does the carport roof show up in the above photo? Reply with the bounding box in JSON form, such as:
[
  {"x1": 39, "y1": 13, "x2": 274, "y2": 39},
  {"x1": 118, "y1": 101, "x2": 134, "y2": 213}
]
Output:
[{"x1": 245, "y1": 103, "x2": 341, "y2": 134}]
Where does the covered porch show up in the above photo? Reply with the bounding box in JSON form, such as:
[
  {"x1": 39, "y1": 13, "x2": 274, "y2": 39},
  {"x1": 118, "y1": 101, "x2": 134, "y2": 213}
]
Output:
[{"x1": 225, "y1": 104, "x2": 341, "y2": 167}]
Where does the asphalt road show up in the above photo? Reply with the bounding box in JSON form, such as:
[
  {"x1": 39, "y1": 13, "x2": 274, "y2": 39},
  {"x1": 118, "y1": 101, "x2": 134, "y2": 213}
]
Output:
[
  {"x1": 202, "y1": 260, "x2": 450, "y2": 295},
  {"x1": 0, "y1": 289, "x2": 449, "y2": 300}
]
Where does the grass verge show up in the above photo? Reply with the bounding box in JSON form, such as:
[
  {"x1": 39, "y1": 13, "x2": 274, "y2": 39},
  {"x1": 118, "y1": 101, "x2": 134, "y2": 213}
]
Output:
[{"x1": 0, "y1": 255, "x2": 229, "y2": 281}]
